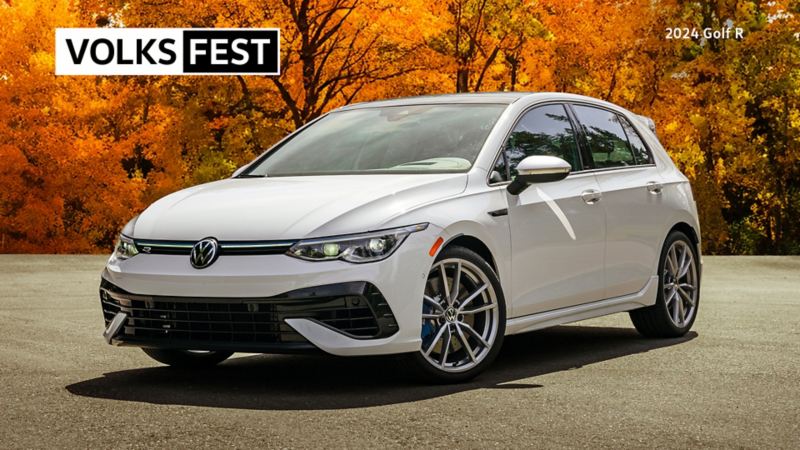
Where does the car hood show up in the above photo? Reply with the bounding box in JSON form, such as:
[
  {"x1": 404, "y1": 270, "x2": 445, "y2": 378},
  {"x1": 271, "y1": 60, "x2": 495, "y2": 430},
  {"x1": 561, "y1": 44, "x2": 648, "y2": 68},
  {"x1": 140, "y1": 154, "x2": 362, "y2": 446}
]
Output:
[{"x1": 132, "y1": 174, "x2": 467, "y2": 241}]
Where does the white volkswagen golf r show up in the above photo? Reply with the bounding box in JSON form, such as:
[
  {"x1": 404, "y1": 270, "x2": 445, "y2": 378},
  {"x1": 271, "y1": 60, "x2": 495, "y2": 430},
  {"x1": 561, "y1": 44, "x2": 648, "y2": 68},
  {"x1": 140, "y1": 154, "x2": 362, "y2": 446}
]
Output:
[{"x1": 100, "y1": 92, "x2": 701, "y2": 382}]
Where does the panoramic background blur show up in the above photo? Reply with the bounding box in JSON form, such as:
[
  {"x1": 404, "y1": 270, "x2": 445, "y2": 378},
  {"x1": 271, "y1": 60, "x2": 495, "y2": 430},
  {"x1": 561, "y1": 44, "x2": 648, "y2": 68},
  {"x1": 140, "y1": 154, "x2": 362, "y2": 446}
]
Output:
[{"x1": 0, "y1": 0, "x2": 798, "y2": 254}]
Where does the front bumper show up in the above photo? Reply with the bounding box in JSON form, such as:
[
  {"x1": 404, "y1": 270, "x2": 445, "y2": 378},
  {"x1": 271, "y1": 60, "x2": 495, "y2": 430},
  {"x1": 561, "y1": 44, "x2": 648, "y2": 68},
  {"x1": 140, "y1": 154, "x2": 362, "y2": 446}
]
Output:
[
  {"x1": 101, "y1": 279, "x2": 398, "y2": 353},
  {"x1": 100, "y1": 225, "x2": 442, "y2": 356}
]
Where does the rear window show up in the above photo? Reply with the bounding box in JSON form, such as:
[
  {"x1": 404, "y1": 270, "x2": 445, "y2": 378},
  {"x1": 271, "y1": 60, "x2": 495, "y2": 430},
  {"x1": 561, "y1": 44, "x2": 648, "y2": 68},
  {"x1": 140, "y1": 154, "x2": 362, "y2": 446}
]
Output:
[
  {"x1": 620, "y1": 118, "x2": 655, "y2": 165},
  {"x1": 572, "y1": 105, "x2": 635, "y2": 168}
]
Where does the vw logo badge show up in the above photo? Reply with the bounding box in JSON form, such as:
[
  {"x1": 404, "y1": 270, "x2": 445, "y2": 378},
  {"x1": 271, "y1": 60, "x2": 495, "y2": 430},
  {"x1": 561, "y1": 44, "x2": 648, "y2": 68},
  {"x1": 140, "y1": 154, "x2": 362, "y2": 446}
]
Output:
[{"x1": 190, "y1": 238, "x2": 220, "y2": 269}]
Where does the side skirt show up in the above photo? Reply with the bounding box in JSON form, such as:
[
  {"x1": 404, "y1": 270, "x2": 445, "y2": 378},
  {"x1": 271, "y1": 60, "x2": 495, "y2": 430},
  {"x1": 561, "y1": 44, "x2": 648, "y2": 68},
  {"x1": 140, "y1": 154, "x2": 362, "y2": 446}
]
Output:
[{"x1": 505, "y1": 275, "x2": 658, "y2": 336}]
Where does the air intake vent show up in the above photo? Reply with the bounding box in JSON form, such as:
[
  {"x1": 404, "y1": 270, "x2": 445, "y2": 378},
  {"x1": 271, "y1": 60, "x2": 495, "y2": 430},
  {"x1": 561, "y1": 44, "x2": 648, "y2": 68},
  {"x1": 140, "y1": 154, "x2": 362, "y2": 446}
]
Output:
[{"x1": 100, "y1": 280, "x2": 397, "y2": 352}]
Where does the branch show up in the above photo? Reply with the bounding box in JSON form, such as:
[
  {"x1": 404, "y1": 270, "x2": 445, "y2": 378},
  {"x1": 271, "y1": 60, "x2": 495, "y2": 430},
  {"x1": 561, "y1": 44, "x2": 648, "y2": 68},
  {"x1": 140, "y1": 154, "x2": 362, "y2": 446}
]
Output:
[
  {"x1": 473, "y1": 44, "x2": 500, "y2": 91},
  {"x1": 271, "y1": 78, "x2": 303, "y2": 128}
]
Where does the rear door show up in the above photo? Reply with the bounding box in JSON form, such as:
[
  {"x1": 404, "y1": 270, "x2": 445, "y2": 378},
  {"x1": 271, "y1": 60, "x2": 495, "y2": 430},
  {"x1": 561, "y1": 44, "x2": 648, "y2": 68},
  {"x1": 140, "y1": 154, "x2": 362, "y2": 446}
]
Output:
[
  {"x1": 497, "y1": 104, "x2": 606, "y2": 317},
  {"x1": 569, "y1": 104, "x2": 667, "y2": 298}
]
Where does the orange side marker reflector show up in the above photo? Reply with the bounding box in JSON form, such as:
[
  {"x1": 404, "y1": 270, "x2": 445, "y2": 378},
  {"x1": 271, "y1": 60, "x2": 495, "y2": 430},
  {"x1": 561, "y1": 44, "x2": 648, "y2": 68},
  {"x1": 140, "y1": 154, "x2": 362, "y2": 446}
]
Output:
[{"x1": 429, "y1": 237, "x2": 444, "y2": 257}]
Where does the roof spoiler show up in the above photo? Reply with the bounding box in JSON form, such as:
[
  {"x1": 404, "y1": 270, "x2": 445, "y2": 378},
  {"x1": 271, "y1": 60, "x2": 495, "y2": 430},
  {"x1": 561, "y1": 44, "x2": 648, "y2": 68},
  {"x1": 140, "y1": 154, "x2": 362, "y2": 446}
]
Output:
[{"x1": 635, "y1": 114, "x2": 657, "y2": 134}]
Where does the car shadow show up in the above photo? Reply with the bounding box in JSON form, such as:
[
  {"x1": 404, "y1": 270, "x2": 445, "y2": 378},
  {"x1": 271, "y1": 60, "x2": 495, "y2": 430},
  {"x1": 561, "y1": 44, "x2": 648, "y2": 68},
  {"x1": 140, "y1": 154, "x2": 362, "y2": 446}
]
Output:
[{"x1": 66, "y1": 325, "x2": 696, "y2": 410}]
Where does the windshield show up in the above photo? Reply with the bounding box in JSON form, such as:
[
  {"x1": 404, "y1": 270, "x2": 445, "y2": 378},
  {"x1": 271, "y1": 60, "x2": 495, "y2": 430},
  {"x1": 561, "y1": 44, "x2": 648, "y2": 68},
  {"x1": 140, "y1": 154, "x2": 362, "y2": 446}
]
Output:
[{"x1": 242, "y1": 104, "x2": 507, "y2": 176}]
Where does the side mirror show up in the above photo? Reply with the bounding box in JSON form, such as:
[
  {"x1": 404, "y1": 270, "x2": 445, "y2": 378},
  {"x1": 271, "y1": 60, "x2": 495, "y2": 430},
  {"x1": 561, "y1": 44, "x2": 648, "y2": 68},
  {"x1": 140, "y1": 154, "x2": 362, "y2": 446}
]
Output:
[
  {"x1": 507, "y1": 155, "x2": 571, "y2": 195},
  {"x1": 232, "y1": 164, "x2": 250, "y2": 178}
]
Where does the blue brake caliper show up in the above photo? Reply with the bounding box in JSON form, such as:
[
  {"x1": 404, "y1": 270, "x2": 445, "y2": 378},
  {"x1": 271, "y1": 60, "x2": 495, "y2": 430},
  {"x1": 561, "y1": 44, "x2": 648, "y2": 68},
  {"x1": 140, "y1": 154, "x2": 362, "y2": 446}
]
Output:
[{"x1": 421, "y1": 301, "x2": 435, "y2": 344}]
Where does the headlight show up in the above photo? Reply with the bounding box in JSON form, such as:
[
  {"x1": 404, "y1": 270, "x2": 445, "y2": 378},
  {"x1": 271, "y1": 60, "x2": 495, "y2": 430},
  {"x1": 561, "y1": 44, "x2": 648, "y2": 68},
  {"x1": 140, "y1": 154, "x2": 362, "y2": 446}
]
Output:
[
  {"x1": 109, "y1": 215, "x2": 140, "y2": 263},
  {"x1": 287, "y1": 223, "x2": 428, "y2": 263},
  {"x1": 112, "y1": 234, "x2": 139, "y2": 261}
]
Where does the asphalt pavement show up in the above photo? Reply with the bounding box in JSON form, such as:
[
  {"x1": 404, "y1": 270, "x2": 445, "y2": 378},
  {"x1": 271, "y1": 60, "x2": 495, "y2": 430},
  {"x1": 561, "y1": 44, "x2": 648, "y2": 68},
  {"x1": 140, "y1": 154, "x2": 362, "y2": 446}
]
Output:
[{"x1": 0, "y1": 255, "x2": 798, "y2": 448}]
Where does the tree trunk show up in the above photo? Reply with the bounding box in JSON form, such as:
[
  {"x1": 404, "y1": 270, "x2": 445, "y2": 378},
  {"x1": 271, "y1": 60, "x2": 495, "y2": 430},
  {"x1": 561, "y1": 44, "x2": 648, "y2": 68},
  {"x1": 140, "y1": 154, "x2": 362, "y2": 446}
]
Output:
[
  {"x1": 456, "y1": 68, "x2": 470, "y2": 93},
  {"x1": 510, "y1": 59, "x2": 518, "y2": 91}
]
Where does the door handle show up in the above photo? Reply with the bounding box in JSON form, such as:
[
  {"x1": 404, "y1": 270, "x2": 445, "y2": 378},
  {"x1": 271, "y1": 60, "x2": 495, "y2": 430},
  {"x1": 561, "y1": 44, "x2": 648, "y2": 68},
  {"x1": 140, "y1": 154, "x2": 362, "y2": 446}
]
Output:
[
  {"x1": 646, "y1": 181, "x2": 663, "y2": 195},
  {"x1": 581, "y1": 189, "x2": 602, "y2": 204}
]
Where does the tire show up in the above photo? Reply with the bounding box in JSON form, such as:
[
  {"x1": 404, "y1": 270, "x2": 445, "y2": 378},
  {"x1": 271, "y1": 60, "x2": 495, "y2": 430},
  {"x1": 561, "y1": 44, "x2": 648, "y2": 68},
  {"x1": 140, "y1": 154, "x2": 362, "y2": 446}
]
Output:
[
  {"x1": 630, "y1": 230, "x2": 700, "y2": 338},
  {"x1": 403, "y1": 245, "x2": 506, "y2": 383},
  {"x1": 142, "y1": 348, "x2": 233, "y2": 368}
]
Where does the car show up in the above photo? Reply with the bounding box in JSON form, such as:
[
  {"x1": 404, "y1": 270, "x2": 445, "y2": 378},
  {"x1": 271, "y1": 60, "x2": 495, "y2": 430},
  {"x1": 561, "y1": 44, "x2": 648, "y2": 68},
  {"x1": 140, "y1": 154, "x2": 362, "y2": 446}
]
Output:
[{"x1": 99, "y1": 92, "x2": 701, "y2": 382}]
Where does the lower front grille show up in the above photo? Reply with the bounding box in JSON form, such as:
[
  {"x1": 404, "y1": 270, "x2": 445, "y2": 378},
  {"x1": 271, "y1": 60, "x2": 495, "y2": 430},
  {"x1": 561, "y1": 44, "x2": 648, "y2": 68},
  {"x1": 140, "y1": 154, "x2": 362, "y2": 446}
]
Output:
[{"x1": 100, "y1": 280, "x2": 398, "y2": 351}]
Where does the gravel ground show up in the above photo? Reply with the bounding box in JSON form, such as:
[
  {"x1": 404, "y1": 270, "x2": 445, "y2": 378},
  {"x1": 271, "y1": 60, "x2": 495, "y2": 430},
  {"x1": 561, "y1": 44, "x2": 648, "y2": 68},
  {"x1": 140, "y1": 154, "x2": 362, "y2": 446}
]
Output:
[{"x1": 0, "y1": 255, "x2": 798, "y2": 449}]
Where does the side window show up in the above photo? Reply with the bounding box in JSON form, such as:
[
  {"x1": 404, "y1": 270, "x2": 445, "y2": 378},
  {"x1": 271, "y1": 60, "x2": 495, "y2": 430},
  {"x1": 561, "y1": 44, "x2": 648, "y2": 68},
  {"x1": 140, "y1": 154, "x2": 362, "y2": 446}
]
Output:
[
  {"x1": 495, "y1": 104, "x2": 581, "y2": 180},
  {"x1": 491, "y1": 151, "x2": 509, "y2": 183},
  {"x1": 572, "y1": 105, "x2": 635, "y2": 168},
  {"x1": 620, "y1": 117, "x2": 655, "y2": 165}
]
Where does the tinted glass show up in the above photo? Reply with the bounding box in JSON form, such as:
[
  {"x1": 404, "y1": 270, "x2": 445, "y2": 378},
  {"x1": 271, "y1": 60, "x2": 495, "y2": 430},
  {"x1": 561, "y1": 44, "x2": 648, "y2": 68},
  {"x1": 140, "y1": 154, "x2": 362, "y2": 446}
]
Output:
[
  {"x1": 498, "y1": 104, "x2": 580, "y2": 179},
  {"x1": 620, "y1": 118, "x2": 654, "y2": 165},
  {"x1": 244, "y1": 104, "x2": 507, "y2": 176},
  {"x1": 572, "y1": 105, "x2": 635, "y2": 168}
]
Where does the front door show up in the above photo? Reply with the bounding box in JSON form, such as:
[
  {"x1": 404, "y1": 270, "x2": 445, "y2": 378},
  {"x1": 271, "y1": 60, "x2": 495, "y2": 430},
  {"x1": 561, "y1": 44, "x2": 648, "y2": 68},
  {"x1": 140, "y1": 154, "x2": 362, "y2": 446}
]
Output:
[{"x1": 496, "y1": 104, "x2": 606, "y2": 318}]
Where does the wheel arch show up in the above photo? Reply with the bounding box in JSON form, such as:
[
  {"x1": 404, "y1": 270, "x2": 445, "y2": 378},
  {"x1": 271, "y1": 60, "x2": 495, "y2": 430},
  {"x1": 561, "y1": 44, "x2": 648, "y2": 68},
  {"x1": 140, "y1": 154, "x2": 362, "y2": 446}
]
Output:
[
  {"x1": 665, "y1": 221, "x2": 702, "y2": 280},
  {"x1": 442, "y1": 234, "x2": 499, "y2": 275},
  {"x1": 668, "y1": 221, "x2": 700, "y2": 254}
]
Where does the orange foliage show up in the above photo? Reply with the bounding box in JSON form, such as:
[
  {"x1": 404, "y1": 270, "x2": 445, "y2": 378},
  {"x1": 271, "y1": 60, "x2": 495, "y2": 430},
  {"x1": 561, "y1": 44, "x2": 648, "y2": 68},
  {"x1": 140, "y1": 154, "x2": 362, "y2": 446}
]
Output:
[{"x1": 1, "y1": 0, "x2": 799, "y2": 253}]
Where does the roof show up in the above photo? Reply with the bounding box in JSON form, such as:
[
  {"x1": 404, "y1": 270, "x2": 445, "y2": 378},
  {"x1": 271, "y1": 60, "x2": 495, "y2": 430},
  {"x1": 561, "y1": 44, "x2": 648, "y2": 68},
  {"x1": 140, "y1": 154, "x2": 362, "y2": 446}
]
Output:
[
  {"x1": 336, "y1": 92, "x2": 532, "y2": 110},
  {"x1": 334, "y1": 92, "x2": 655, "y2": 130},
  {"x1": 335, "y1": 92, "x2": 625, "y2": 111}
]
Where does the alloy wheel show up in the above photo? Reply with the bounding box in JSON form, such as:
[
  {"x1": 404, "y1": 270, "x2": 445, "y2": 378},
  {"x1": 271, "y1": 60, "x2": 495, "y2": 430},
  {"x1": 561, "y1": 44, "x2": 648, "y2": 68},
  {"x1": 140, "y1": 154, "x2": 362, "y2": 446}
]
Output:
[
  {"x1": 420, "y1": 258, "x2": 500, "y2": 373},
  {"x1": 662, "y1": 240, "x2": 698, "y2": 328}
]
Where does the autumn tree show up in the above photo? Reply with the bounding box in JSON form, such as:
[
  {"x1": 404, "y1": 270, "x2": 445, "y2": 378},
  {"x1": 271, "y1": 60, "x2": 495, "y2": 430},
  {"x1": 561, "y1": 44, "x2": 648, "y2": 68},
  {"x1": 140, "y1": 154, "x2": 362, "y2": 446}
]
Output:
[
  {"x1": 425, "y1": 0, "x2": 549, "y2": 92},
  {"x1": 1, "y1": 0, "x2": 799, "y2": 254},
  {"x1": 270, "y1": 0, "x2": 422, "y2": 128},
  {"x1": 0, "y1": 0, "x2": 148, "y2": 252},
  {"x1": 648, "y1": 0, "x2": 800, "y2": 253},
  {"x1": 730, "y1": 2, "x2": 800, "y2": 253}
]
